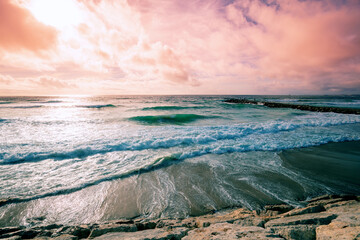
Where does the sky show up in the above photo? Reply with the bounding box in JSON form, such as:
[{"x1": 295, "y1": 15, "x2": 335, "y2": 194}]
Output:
[{"x1": 0, "y1": 0, "x2": 360, "y2": 96}]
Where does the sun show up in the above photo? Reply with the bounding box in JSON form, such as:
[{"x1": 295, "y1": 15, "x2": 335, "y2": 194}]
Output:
[{"x1": 27, "y1": 0, "x2": 83, "y2": 29}]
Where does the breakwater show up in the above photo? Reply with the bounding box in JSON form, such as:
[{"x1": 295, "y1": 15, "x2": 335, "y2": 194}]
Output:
[{"x1": 224, "y1": 98, "x2": 360, "y2": 115}]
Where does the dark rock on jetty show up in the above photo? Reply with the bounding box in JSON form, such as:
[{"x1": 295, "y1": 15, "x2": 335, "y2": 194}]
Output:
[
  {"x1": 224, "y1": 98, "x2": 360, "y2": 115},
  {"x1": 1, "y1": 194, "x2": 359, "y2": 239}
]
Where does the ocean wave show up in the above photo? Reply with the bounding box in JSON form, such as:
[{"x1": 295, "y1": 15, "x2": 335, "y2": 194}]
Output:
[
  {"x1": 36, "y1": 100, "x2": 63, "y2": 104},
  {"x1": 142, "y1": 106, "x2": 207, "y2": 111},
  {"x1": 77, "y1": 104, "x2": 117, "y2": 109},
  {"x1": 129, "y1": 114, "x2": 214, "y2": 125},
  {"x1": 2, "y1": 114, "x2": 360, "y2": 164},
  {"x1": 1, "y1": 136, "x2": 359, "y2": 204},
  {"x1": 0, "y1": 105, "x2": 43, "y2": 109},
  {"x1": 0, "y1": 101, "x2": 13, "y2": 104},
  {"x1": 0, "y1": 153, "x2": 183, "y2": 205}
]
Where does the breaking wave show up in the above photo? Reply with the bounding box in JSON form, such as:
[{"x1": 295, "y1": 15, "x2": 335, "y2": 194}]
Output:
[
  {"x1": 78, "y1": 104, "x2": 117, "y2": 109},
  {"x1": 142, "y1": 106, "x2": 207, "y2": 111},
  {"x1": 129, "y1": 114, "x2": 214, "y2": 125}
]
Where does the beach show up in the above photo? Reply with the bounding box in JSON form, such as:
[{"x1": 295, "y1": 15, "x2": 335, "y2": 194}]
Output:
[{"x1": 1, "y1": 95, "x2": 360, "y2": 239}]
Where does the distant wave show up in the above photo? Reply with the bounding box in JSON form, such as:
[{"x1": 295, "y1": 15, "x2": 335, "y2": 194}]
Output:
[
  {"x1": 129, "y1": 114, "x2": 213, "y2": 125},
  {"x1": 35, "y1": 100, "x2": 63, "y2": 104},
  {"x1": 77, "y1": 104, "x2": 117, "y2": 109},
  {"x1": 0, "y1": 105, "x2": 43, "y2": 109},
  {"x1": 142, "y1": 106, "x2": 207, "y2": 111},
  {"x1": 0, "y1": 101, "x2": 13, "y2": 104}
]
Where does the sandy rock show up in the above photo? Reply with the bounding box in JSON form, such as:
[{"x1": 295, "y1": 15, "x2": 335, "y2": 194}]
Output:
[
  {"x1": 326, "y1": 200, "x2": 360, "y2": 214},
  {"x1": 135, "y1": 220, "x2": 157, "y2": 230},
  {"x1": 53, "y1": 234, "x2": 79, "y2": 240},
  {"x1": 181, "y1": 218, "x2": 198, "y2": 228},
  {"x1": 89, "y1": 223, "x2": 137, "y2": 238},
  {"x1": 281, "y1": 205, "x2": 325, "y2": 217},
  {"x1": 183, "y1": 223, "x2": 283, "y2": 240},
  {"x1": 324, "y1": 200, "x2": 358, "y2": 210},
  {"x1": 108, "y1": 219, "x2": 134, "y2": 225},
  {"x1": 0, "y1": 229, "x2": 40, "y2": 239},
  {"x1": 308, "y1": 198, "x2": 344, "y2": 207},
  {"x1": 40, "y1": 224, "x2": 63, "y2": 231},
  {"x1": 316, "y1": 201, "x2": 360, "y2": 239},
  {"x1": 265, "y1": 213, "x2": 337, "y2": 227},
  {"x1": 193, "y1": 208, "x2": 254, "y2": 227},
  {"x1": 271, "y1": 225, "x2": 317, "y2": 240},
  {"x1": 264, "y1": 205, "x2": 294, "y2": 215},
  {"x1": 307, "y1": 195, "x2": 337, "y2": 203},
  {"x1": 233, "y1": 217, "x2": 266, "y2": 227},
  {"x1": 2, "y1": 236, "x2": 22, "y2": 240},
  {"x1": 316, "y1": 222, "x2": 360, "y2": 240},
  {"x1": 305, "y1": 194, "x2": 359, "y2": 208},
  {"x1": 57, "y1": 225, "x2": 91, "y2": 239},
  {"x1": 154, "y1": 219, "x2": 183, "y2": 229},
  {"x1": 265, "y1": 204, "x2": 294, "y2": 213},
  {"x1": 2, "y1": 196, "x2": 358, "y2": 240},
  {"x1": 92, "y1": 227, "x2": 188, "y2": 240}
]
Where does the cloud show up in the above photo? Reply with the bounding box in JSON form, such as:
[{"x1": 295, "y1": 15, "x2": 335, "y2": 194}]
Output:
[
  {"x1": 0, "y1": 74, "x2": 14, "y2": 85},
  {"x1": 127, "y1": 0, "x2": 360, "y2": 93},
  {"x1": 1, "y1": 0, "x2": 359, "y2": 95},
  {"x1": 31, "y1": 76, "x2": 77, "y2": 89},
  {"x1": 0, "y1": 0, "x2": 57, "y2": 53}
]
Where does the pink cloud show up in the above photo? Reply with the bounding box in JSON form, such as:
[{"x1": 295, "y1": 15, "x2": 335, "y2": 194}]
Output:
[
  {"x1": 0, "y1": 0, "x2": 57, "y2": 53},
  {"x1": 0, "y1": 74, "x2": 13, "y2": 85},
  {"x1": 32, "y1": 77, "x2": 77, "y2": 89},
  {"x1": 1, "y1": 0, "x2": 360, "y2": 95}
]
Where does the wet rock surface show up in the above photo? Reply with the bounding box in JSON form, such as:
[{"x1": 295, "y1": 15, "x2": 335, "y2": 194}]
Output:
[{"x1": 1, "y1": 195, "x2": 359, "y2": 239}]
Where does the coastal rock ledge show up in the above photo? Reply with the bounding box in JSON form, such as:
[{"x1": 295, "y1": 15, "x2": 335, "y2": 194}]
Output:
[{"x1": 1, "y1": 195, "x2": 359, "y2": 240}]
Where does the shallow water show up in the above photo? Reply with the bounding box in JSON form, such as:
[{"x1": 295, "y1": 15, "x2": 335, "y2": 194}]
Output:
[{"x1": 0, "y1": 95, "x2": 360, "y2": 226}]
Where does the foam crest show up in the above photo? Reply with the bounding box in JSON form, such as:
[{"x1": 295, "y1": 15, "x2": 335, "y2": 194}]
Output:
[{"x1": 2, "y1": 113, "x2": 360, "y2": 164}]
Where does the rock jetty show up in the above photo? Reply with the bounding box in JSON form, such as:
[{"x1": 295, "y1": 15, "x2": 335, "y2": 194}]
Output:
[
  {"x1": 1, "y1": 194, "x2": 359, "y2": 239},
  {"x1": 224, "y1": 98, "x2": 360, "y2": 115}
]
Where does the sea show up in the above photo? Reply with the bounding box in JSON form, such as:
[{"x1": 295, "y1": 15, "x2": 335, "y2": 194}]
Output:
[{"x1": 0, "y1": 95, "x2": 360, "y2": 227}]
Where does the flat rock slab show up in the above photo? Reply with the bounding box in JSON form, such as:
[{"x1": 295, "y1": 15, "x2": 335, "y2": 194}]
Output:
[
  {"x1": 326, "y1": 200, "x2": 360, "y2": 214},
  {"x1": 265, "y1": 213, "x2": 337, "y2": 227},
  {"x1": 270, "y1": 225, "x2": 317, "y2": 240},
  {"x1": 183, "y1": 223, "x2": 284, "y2": 240},
  {"x1": 53, "y1": 234, "x2": 78, "y2": 240},
  {"x1": 89, "y1": 223, "x2": 137, "y2": 238},
  {"x1": 316, "y1": 222, "x2": 360, "y2": 240},
  {"x1": 192, "y1": 208, "x2": 254, "y2": 227},
  {"x1": 281, "y1": 205, "x2": 325, "y2": 218},
  {"x1": 92, "y1": 227, "x2": 188, "y2": 240}
]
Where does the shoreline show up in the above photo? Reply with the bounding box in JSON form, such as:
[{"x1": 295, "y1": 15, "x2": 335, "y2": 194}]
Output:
[
  {"x1": 1, "y1": 194, "x2": 359, "y2": 239},
  {"x1": 1, "y1": 140, "x2": 360, "y2": 230}
]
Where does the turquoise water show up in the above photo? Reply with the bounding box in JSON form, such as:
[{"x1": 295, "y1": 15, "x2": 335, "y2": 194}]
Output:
[{"x1": 0, "y1": 95, "x2": 360, "y2": 226}]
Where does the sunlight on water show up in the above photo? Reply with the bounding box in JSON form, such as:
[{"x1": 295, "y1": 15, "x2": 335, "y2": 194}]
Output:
[{"x1": 0, "y1": 95, "x2": 360, "y2": 226}]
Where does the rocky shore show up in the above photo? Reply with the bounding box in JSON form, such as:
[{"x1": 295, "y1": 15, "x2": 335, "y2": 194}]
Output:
[
  {"x1": 224, "y1": 98, "x2": 360, "y2": 115},
  {"x1": 1, "y1": 194, "x2": 359, "y2": 239}
]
